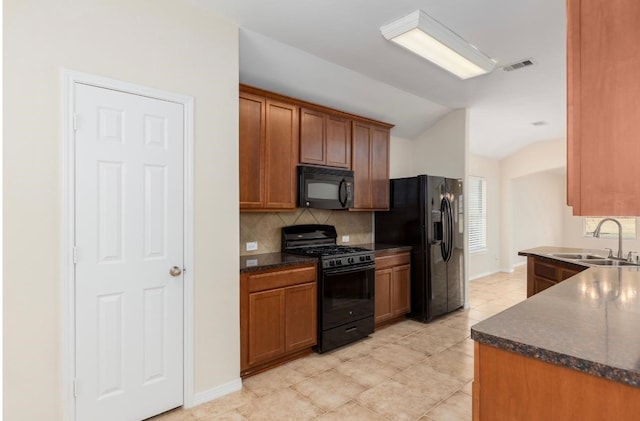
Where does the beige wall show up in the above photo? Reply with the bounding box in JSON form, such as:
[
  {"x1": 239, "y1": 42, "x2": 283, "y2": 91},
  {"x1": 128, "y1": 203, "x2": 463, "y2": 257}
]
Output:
[
  {"x1": 468, "y1": 154, "x2": 501, "y2": 280},
  {"x1": 389, "y1": 110, "x2": 468, "y2": 180},
  {"x1": 389, "y1": 135, "x2": 415, "y2": 178},
  {"x1": 4, "y1": 1, "x2": 239, "y2": 419},
  {"x1": 413, "y1": 109, "x2": 468, "y2": 179},
  {"x1": 499, "y1": 138, "x2": 566, "y2": 270},
  {"x1": 240, "y1": 210, "x2": 373, "y2": 256},
  {"x1": 512, "y1": 171, "x2": 566, "y2": 265}
]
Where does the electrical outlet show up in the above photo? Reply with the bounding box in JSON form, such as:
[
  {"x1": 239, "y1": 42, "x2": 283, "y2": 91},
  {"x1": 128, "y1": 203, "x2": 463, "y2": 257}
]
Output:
[
  {"x1": 246, "y1": 241, "x2": 258, "y2": 251},
  {"x1": 342, "y1": 235, "x2": 350, "y2": 243}
]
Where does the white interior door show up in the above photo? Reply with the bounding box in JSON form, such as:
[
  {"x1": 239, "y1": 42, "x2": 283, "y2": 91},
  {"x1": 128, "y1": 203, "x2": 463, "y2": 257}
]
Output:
[{"x1": 74, "y1": 83, "x2": 184, "y2": 421}]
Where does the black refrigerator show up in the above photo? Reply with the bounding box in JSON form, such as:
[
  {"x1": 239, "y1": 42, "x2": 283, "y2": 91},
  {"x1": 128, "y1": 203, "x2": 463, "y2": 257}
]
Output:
[{"x1": 375, "y1": 175, "x2": 464, "y2": 322}]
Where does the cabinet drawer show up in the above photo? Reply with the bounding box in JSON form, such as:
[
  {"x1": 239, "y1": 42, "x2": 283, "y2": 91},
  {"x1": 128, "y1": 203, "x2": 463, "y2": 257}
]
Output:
[
  {"x1": 375, "y1": 252, "x2": 410, "y2": 270},
  {"x1": 247, "y1": 265, "x2": 316, "y2": 293},
  {"x1": 534, "y1": 277, "x2": 558, "y2": 294},
  {"x1": 533, "y1": 261, "x2": 557, "y2": 281},
  {"x1": 560, "y1": 268, "x2": 580, "y2": 281}
]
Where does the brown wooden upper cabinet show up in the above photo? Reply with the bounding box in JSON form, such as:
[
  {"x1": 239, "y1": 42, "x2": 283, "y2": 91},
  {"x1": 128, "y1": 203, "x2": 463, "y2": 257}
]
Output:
[
  {"x1": 239, "y1": 88, "x2": 299, "y2": 211},
  {"x1": 240, "y1": 84, "x2": 393, "y2": 211},
  {"x1": 567, "y1": 0, "x2": 640, "y2": 215},
  {"x1": 352, "y1": 121, "x2": 390, "y2": 210},
  {"x1": 300, "y1": 108, "x2": 352, "y2": 169}
]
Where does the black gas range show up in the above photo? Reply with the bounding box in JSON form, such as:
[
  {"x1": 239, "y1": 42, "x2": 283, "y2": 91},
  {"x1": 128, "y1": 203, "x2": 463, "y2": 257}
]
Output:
[{"x1": 282, "y1": 224, "x2": 375, "y2": 353}]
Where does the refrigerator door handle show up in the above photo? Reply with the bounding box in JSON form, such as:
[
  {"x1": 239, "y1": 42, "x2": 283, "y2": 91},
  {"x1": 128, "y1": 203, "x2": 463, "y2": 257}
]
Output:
[
  {"x1": 440, "y1": 198, "x2": 451, "y2": 261},
  {"x1": 442, "y1": 197, "x2": 454, "y2": 262},
  {"x1": 447, "y1": 198, "x2": 454, "y2": 261}
]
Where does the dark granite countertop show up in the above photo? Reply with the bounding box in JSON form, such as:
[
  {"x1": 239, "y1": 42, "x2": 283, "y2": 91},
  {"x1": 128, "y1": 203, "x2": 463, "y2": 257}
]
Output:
[
  {"x1": 356, "y1": 243, "x2": 412, "y2": 256},
  {"x1": 240, "y1": 243, "x2": 412, "y2": 273},
  {"x1": 472, "y1": 260, "x2": 640, "y2": 388},
  {"x1": 240, "y1": 253, "x2": 317, "y2": 274}
]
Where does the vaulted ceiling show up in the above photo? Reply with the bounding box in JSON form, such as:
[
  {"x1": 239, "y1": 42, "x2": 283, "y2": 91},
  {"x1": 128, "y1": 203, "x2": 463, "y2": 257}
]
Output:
[{"x1": 195, "y1": 0, "x2": 566, "y2": 159}]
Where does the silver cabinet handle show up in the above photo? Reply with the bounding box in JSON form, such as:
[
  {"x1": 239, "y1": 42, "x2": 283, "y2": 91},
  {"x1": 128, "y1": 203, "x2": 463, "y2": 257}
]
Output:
[{"x1": 169, "y1": 266, "x2": 182, "y2": 277}]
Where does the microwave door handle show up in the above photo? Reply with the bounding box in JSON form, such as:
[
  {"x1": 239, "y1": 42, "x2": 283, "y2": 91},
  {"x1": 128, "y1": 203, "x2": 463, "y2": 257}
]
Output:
[{"x1": 338, "y1": 178, "x2": 347, "y2": 208}]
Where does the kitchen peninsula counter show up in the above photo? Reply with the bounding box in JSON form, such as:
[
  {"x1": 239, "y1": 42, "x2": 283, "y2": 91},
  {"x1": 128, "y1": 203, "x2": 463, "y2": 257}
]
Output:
[
  {"x1": 471, "y1": 255, "x2": 640, "y2": 419},
  {"x1": 518, "y1": 245, "x2": 608, "y2": 267}
]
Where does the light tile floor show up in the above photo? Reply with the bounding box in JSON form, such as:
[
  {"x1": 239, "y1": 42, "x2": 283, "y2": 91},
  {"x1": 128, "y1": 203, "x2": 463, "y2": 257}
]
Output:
[{"x1": 152, "y1": 266, "x2": 527, "y2": 421}]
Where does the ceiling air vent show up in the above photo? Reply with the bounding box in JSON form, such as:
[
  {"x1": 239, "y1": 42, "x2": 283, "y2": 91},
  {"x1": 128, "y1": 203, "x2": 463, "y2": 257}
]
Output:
[{"x1": 501, "y1": 58, "x2": 535, "y2": 72}]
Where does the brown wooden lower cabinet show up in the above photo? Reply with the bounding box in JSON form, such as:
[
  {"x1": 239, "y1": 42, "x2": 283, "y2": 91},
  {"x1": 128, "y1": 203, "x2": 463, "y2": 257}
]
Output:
[
  {"x1": 375, "y1": 251, "x2": 410, "y2": 327},
  {"x1": 240, "y1": 263, "x2": 317, "y2": 377},
  {"x1": 473, "y1": 342, "x2": 640, "y2": 420},
  {"x1": 526, "y1": 256, "x2": 586, "y2": 297}
]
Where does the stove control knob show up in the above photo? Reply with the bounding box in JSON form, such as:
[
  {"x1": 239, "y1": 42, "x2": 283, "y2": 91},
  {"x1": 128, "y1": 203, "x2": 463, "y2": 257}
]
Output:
[
  {"x1": 329, "y1": 261, "x2": 335, "y2": 267},
  {"x1": 336, "y1": 259, "x2": 342, "y2": 265},
  {"x1": 348, "y1": 257, "x2": 354, "y2": 264},
  {"x1": 366, "y1": 255, "x2": 371, "y2": 261},
  {"x1": 359, "y1": 256, "x2": 365, "y2": 262}
]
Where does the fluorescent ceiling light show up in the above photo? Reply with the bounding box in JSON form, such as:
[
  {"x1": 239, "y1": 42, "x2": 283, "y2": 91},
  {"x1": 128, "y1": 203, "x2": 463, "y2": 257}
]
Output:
[{"x1": 380, "y1": 10, "x2": 496, "y2": 80}]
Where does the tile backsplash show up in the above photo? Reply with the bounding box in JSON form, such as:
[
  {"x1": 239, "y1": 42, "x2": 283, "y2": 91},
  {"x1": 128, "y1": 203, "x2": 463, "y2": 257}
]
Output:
[{"x1": 240, "y1": 208, "x2": 373, "y2": 256}]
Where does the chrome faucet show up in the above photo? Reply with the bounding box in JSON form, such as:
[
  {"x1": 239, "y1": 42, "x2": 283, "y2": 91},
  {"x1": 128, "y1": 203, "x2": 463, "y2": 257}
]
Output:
[{"x1": 593, "y1": 218, "x2": 623, "y2": 259}]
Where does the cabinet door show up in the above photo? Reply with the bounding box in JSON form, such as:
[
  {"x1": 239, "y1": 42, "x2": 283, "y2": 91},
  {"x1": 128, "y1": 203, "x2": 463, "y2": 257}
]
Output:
[
  {"x1": 352, "y1": 121, "x2": 390, "y2": 210},
  {"x1": 325, "y1": 115, "x2": 351, "y2": 168},
  {"x1": 375, "y1": 268, "x2": 392, "y2": 324},
  {"x1": 264, "y1": 100, "x2": 298, "y2": 209},
  {"x1": 284, "y1": 282, "x2": 317, "y2": 352},
  {"x1": 239, "y1": 93, "x2": 265, "y2": 208},
  {"x1": 248, "y1": 289, "x2": 285, "y2": 366},
  {"x1": 560, "y1": 267, "x2": 580, "y2": 281},
  {"x1": 352, "y1": 122, "x2": 372, "y2": 209},
  {"x1": 370, "y1": 127, "x2": 390, "y2": 210},
  {"x1": 299, "y1": 108, "x2": 325, "y2": 166},
  {"x1": 392, "y1": 264, "x2": 411, "y2": 316},
  {"x1": 533, "y1": 277, "x2": 557, "y2": 295},
  {"x1": 567, "y1": 0, "x2": 640, "y2": 215}
]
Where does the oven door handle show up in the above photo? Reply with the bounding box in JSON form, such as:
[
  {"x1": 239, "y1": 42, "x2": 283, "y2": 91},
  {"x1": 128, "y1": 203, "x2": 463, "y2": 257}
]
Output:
[{"x1": 323, "y1": 264, "x2": 376, "y2": 276}]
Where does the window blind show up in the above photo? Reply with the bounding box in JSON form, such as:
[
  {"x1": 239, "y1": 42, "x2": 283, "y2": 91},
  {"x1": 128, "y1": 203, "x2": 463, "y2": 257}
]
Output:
[{"x1": 468, "y1": 176, "x2": 487, "y2": 252}]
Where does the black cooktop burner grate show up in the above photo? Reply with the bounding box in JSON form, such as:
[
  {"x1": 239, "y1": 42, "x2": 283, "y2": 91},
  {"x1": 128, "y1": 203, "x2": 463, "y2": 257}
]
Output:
[{"x1": 288, "y1": 245, "x2": 372, "y2": 257}]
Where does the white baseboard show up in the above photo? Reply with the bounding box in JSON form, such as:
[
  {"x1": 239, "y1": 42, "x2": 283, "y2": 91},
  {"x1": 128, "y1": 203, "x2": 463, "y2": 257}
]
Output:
[
  {"x1": 190, "y1": 377, "x2": 243, "y2": 408},
  {"x1": 513, "y1": 261, "x2": 527, "y2": 268}
]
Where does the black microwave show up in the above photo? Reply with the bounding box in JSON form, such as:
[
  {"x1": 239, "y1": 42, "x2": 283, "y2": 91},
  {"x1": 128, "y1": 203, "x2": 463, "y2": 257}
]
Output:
[{"x1": 298, "y1": 165, "x2": 354, "y2": 209}]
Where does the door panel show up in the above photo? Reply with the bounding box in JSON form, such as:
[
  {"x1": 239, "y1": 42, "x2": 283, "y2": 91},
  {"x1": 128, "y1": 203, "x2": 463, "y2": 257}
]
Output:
[
  {"x1": 265, "y1": 100, "x2": 299, "y2": 208},
  {"x1": 248, "y1": 289, "x2": 286, "y2": 365},
  {"x1": 375, "y1": 268, "x2": 393, "y2": 323},
  {"x1": 325, "y1": 115, "x2": 351, "y2": 168},
  {"x1": 370, "y1": 127, "x2": 389, "y2": 209},
  {"x1": 284, "y1": 283, "x2": 317, "y2": 352},
  {"x1": 239, "y1": 93, "x2": 265, "y2": 207},
  {"x1": 300, "y1": 108, "x2": 326, "y2": 165},
  {"x1": 446, "y1": 178, "x2": 465, "y2": 312},
  {"x1": 427, "y1": 177, "x2": 447, "y2": 319},
  {"x1": 392, "y1": 264, "x2": 411, "y2": 316},
  {"x1": 75, "y1": 84, "x2": 184, "y2": 421},
  {"x1": 429, "y1": 244, "x2": 448, "y2": 318},
  {"x1": 352, "y1": 122, "x2": 372, "y2": 208}
]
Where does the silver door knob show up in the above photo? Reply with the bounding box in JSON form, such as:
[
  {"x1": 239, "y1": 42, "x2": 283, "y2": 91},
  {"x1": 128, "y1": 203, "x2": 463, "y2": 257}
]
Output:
[{"x1": 169, "y1": 266, "x2": 182, "y2": 277}]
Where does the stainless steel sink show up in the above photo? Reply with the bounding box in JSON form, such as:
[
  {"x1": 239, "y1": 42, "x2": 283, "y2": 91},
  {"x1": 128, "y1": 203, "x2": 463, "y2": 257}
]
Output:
[
  {"x1": 579, "y1": 259, "x2": 639, "y2": 267},
  {"x1": 551, "y1": 253, "x2": 604, "y2": 260}
]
